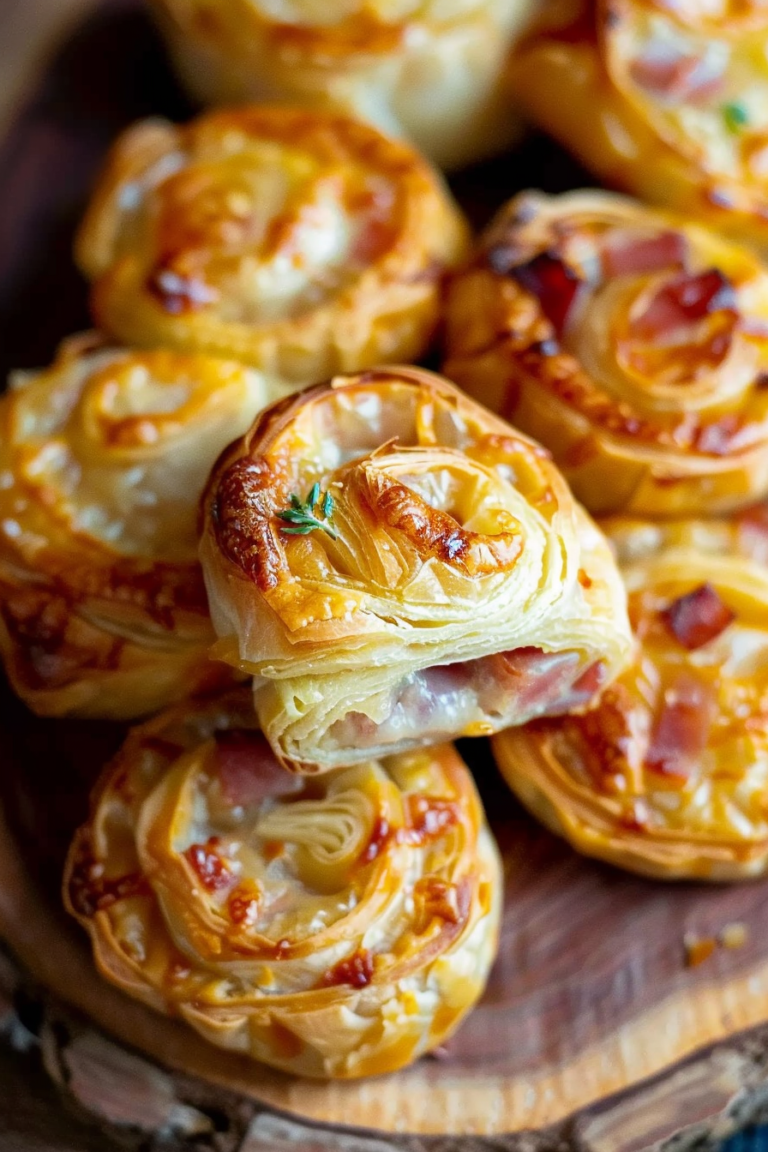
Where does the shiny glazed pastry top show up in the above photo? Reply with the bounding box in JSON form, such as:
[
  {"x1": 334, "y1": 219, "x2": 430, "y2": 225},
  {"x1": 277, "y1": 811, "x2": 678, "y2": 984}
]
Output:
[
  {"x1": 148, "y1": 0, "x2": 538, "y2": 170},
  {"x1": 199, "y1": 366, "x2": 632, "y2": 773},
  {"x1": 492, "y1": 515, "x2": 768, "y2": 880},
  {"x1": 65, "y1": 689, "x2": 501, "y2": 1078},
  {"x1": 0, "y1": 335, "x2": 281, "y2": 718},
  {"x1": 75, "y1": 105, "x2": 469, "y2": 376},
  {"x1": 510, "y1": 0, "x2": 768, "y2": 246},
  {"x1": 444, "y1": 190, "x2": 768, "y2": 517}
]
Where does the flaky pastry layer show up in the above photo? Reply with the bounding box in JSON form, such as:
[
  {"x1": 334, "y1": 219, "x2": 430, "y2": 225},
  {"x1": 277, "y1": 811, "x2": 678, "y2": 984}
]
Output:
[
  {"x1": 0, "y1": 335, "x2": 283, "y2": 718},
  {"x1": 444, "y1": 190, "x2": 768, "y2": 517},
  {"x1": 493, "y1": 515, "x2": 768, "y2": 880},
  {"x1": 76, "y1": 105, "x2": 469, "y2": 375},
  {"x1": 199, "y1": 366, "x2": 631, "y2": 773},
  {"x1": 64, "y1": 689, "x2": 501, "y2": 1078},
  {"x1": 148, "y1": 0, "x2": 536, "y2": 170}
]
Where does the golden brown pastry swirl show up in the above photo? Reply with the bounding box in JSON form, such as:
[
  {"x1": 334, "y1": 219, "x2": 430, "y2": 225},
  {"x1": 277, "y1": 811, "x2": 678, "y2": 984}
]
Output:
[
  {"x1": 444, "y1": 190, "x2": 768, "y2": 517},
  {"x1": 64, "y1": 689, "x2": 501, "y2": 1078},
  {"x1": 492, "y1": 515, "x2": 768, "y2": 880},
  {"x1": 510, "y1": 0, "x2": 768, "y2": 247},
  {"x1": 199, "y1": 366, "x2": 632, "y2": 773},
  {"x1": 0, "y1": 335, "x2": 281, "y2": 718},
  {"x1": 148, "y1": 0, "x2": 537, "y2": 170},
  {"x1": 76, "y1": 105, "x2": 469, "y2": 376}
]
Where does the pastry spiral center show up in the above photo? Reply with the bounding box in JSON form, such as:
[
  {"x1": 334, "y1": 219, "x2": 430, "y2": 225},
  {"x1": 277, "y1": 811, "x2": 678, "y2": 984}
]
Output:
[
  {"x1": 15, "y1": 350, "x2": 266, "y2": 561},
  {"x1": 142, "y1": 743, "x2": 426, "y2": 950},
  {"x1": 354, "y1": 449, "x2": 523, "y2": 579},
  {"x1": 144, "y1": 143, "x2": 396, "y2": 323}
]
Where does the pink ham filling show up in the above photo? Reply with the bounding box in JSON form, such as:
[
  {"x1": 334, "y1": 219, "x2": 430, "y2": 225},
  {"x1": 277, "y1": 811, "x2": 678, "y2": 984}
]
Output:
[
  {"x1": 600, "y1": 230, "x2": 687, "y2": 279},
  {"x1": 629, "y1": 269, "x2": 736, "y2": 344},
  {"x1": 629, "y1": 43, "x2": 725, "y2": 103},
  {"x1": 214, "y1": 730, "x2": 302, "y2": 807},
  {"x1": 644, "y1": 672, "x2": 714, "y2": 781},
  {"x1": 328, "y1": 647, "x2": 605, "y2": 752}
]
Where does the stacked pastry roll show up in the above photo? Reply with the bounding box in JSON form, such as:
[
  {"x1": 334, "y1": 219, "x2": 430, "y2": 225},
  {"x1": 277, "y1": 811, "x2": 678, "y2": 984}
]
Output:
[
  {"x1": 198, "y1": 367, "x2": 631, "y2": 773},
  {"x1": 61, "y1": 363, "x2": 632, "y2": 1074},
  {"x1": 0, "y1": 98, "x2": 640, "y2": 1079},
  {"x1": 445, "y1": 187, "x2": 768, "y2": 879}
]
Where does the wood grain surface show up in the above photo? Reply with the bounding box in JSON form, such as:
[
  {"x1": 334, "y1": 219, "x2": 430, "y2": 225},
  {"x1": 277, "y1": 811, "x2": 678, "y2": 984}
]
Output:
[{"x1": 4, "y1": 2, "x2": 768, "y2": 1149}]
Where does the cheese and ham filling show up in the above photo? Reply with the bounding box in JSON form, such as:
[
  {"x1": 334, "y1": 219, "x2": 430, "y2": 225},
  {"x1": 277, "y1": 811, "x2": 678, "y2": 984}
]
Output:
[{"x1": 328, "y1": 647, "x2": 605, "y2": 752}]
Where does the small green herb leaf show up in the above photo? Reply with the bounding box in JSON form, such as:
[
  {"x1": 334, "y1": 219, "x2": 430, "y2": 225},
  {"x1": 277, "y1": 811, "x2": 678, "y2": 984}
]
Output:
[
  {"x1": 277, "y1": 485, "x2": 338, "y2": 540},
  {"x1": 723, "y1": 101, "x2": 749, "y2": 133}
]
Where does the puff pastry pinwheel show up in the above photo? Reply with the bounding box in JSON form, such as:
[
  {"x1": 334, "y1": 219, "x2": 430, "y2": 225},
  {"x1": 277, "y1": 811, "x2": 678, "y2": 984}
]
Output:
[
  {"x1": 147, "y1": 1, "x2": 537, "y2": 171},
  {"x1": 199, "y1": 366, "x2": 632, "y2": 774},
  {"x1": 0, "y1": 335, "x2": 282, "y2": 719},
  {"x1": 64, "y1": 688, "x2": 501, "y2": 1078},
  {"x1": 492, "y1": 517, "x2": 768, "y2": 880},
  {"x1": 444, "y1": 190, "x2": 768, "y2": 517},
  {"x1": 510, "y1": 0, "x2": 768, "y2": 247},
  {"x1": 75, "y1": 106, "x2": 469, "y2": 377}
]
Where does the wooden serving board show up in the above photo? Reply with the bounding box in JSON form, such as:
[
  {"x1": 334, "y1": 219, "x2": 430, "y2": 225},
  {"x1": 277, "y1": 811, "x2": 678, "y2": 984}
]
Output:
[{"x1": 4, "y1": 3, "x2": 768, "y2": 1148}]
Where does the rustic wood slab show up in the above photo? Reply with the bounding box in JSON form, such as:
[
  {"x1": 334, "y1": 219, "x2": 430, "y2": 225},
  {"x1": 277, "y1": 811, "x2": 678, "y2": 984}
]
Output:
[{"x1": 5, "y1": 2, "x2": 768, "y2": 1148}]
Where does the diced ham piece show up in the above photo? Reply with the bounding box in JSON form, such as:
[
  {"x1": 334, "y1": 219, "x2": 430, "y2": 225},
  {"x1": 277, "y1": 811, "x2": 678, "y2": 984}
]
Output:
[
  {"x1": 509, "y1": 252, "x2": 583, "y2": 335},
  {"x1": 645, "y1": 673, "x2": 714, "y2": 780},
  {"x1": 482, "y1": 647, "x2": 583, "y2": 714},
  {"x1": 214, "y1": 729, "x2": 302, "y2": 808},
  {"x1": 184, "y1": 837, "x2": 232, "y2": 891},
  {"x1": 600, "y1": 230, "x2": 687, "y2": 278},
  {"x1": 322, "y1": 949, "x2": 375, "y2": 989},
  {"x1": 630, "y1": 269, "x2": 736, "y2": 343},
  {"x1": 629, "y1": 44, "x2": 725, "y2": 102},
  {"x1": 571, "y1": 659, "x2": 607, "y2": 699},
  {"x1": 661, "y1": 583, "x2": 735, "y2": 650}
]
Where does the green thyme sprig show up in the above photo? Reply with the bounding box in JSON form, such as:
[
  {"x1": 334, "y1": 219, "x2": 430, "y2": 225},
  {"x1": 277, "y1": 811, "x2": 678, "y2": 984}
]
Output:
[
  {"x1": 723, "y1": 100, "x2": 749, "y2": 134},
  {"x1": 277, "y1": 482, "x2": 337, "y2": 540}
]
